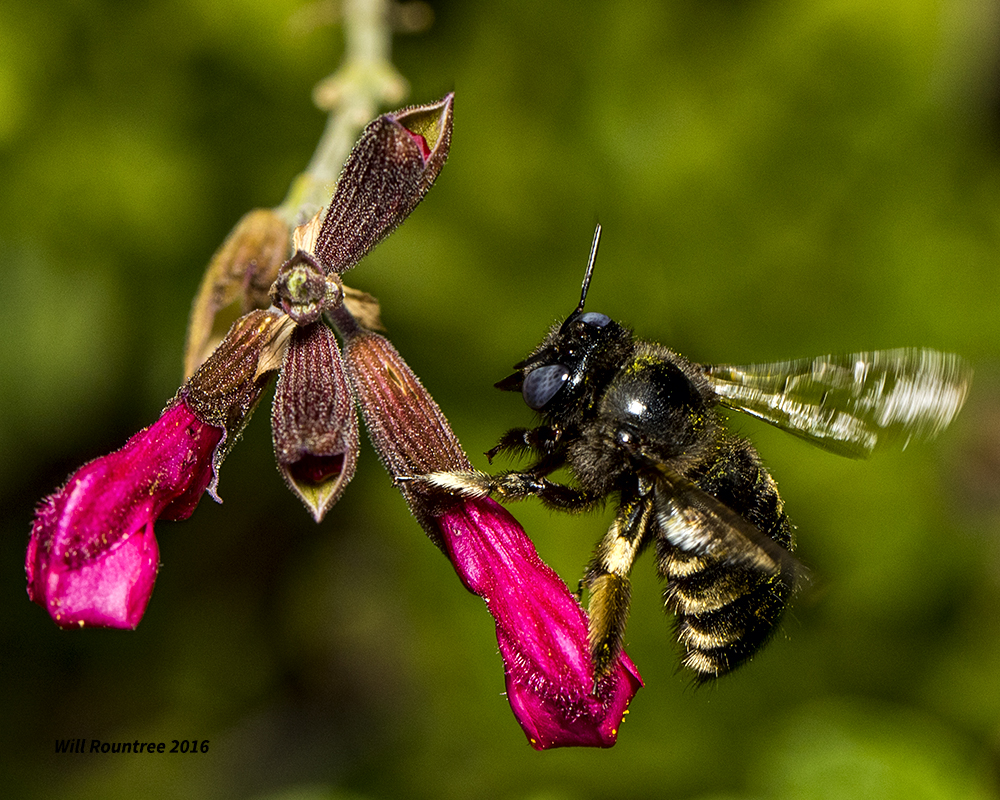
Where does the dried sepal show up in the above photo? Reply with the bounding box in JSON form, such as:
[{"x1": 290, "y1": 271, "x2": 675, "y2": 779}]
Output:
[
  {"x1": 184, "y1": 209, "x2": 290, "y2": 378},
  {"x1": 182, "y1": 309, "x2": 294, "y2": 496},
  {"x1": 313, "y1": 93, "x2": 454, "y2": 274},
  {"x1": 291, "y1": 208, "x2": 324, "y2": 258},
  {"x1": 343, "y1": 286, "x2": 384, "y2": 331},
  {"x1": 272, "y1": 323, "x2": 359, "y2": 522}
]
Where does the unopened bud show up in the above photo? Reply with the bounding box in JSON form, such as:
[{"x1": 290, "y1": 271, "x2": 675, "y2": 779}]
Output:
[{"x1": 313, "y1": 93, "x2": 454, "y2": 274}]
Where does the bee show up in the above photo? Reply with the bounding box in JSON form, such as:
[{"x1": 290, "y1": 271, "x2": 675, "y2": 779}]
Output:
[{"x1": 426, "y1": 226, "x2": 972, "y2": 682}]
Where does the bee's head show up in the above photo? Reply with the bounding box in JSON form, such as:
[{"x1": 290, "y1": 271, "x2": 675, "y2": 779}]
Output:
[{"x1": 496, "y1": 225, "x2": 632, "y2": 415}]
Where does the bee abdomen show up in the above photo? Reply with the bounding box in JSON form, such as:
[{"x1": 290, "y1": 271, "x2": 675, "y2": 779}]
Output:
[
  {"x1": 657, "y1": 435, "x2": 795, "y2": 681},
  {"x1": 666, "y1": 565, "x2": 791, "y2": 681},
  {"x1": 663, "y1": 561, "x2": 754, "y2": 615}
]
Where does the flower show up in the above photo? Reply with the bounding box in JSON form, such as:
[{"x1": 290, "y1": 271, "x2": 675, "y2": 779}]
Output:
[
  {"x1": 341, "y1": 328, "x2": 643, "y2": 749},
  {"x1": 26, "y1": 400, "x2": 221, "y2": 629},
  {"x1": 439, "y1": 498, "x2": 643, "y2": 749},
  {"x1": 310, "y1": 97, "x2": 453, "y2": 274},
  {"x1": 27, "y1": 308, "x2": 291, "y2": 628}
]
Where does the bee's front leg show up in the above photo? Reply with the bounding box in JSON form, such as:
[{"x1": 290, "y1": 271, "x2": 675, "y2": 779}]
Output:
[
  {"x1": 413, "y1": 468, "x2": 518, "y2": 498},
  {"x1": 486, "y1": 424, "x2": 564, "y2": 462},
  {"x1": 416, "y1": 469, "x2": 599, "y2": 511}
]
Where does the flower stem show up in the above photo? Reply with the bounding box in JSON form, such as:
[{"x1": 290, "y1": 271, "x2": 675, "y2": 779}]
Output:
[{"x1": 277, "y1": 0, "x2": 409, "y2": 227}]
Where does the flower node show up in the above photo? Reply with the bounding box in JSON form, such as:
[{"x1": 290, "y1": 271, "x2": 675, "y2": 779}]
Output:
[{"x1": 271, "y1": 250, "x2": 344, "y2": 326}]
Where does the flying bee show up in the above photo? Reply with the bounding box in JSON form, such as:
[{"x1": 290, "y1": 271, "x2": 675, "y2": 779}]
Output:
[{"x1": 425, "y1": 226, "x2": 972, "y2": 682}]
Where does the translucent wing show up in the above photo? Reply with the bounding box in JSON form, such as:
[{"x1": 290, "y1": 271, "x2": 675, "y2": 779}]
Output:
[
  {"x1": 703, "y1": 348, "x2": 972, "y2": 458},
  {"x1": 653, "y1": 467, "x2": 799, "y2": 586}
]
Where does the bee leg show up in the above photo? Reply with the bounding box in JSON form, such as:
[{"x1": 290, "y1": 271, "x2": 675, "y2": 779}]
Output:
[
  {"x1": 417, "y1": 469, "x2": 601, "y2": 510},
  {"x1": 486, "y1": 423, "x2": 565, "y2": 462},
  {"x1": 485, "y1": 427, "x2": 543, "y2": 461},
  {"x1": 411, "y1": 468, "x2": 503, "y2": 497},
  {"x1": 582, "y1": 494, "x2": 655, "y2": 676}
]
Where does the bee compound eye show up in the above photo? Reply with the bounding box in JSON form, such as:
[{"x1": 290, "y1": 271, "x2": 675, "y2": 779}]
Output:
[
  {"x1": 579, "y1": 311, "x2": 611, "y2": 327},
  {"x1": 522, "y1": 364, "x2": 571, "y2": 410}
]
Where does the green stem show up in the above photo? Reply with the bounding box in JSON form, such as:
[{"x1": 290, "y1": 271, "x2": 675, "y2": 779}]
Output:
[{"x1": 277, "y1": 0, "x2": 409, "y2": 228}]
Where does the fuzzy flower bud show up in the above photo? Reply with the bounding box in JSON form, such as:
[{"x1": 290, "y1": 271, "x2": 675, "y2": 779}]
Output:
[{"x1": 312, "y1": 93, "x2": 453, "y2": 274}]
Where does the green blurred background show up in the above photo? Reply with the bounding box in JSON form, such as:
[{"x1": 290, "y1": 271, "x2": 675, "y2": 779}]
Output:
[{"x1": 2, "y1": 1, "x2": 1000, "y2": 798}]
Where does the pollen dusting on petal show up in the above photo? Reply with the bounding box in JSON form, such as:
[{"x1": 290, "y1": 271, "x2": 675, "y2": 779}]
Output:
[{"x1": 41, "y1": 521, "x2": 160, "y2": 630}]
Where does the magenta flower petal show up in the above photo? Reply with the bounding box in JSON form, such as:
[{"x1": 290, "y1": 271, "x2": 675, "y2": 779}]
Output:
[
  {"x1": 26, "y1": 400, "x2": 222, "y2": 628},
  {"x1": 25, "y1": 518, "x2": 160, "y2": 629},
  {"x1": 438, "y1": 497, "x2": 643, "y2": 750}
]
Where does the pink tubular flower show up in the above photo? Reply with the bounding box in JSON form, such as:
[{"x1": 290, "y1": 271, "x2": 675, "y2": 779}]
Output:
[
  {"x1": 27, "y1": 308, "x2": 289, "y2": 629},
  {"x1": 439, "y1": 497, "x2": 643, "y2": 749},
  {"x1": 26, "y1": 400, "x2": 222, "y2": 628},
  {"x1": 340, "y1": 327, "x2": 643, "y2": 749}
]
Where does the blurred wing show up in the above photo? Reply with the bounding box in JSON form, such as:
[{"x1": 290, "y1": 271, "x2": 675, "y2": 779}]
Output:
[
  {"x1": 703, "y1": 348, "x2": 972, "y2": 458},
  {"x1": 653, "y1": 468, "x2": 800, "y2": 588}
]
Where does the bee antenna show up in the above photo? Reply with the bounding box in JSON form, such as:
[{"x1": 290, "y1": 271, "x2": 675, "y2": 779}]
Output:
[{"x1": 576, "y1": 223, "x2": 602, "y2": 313}]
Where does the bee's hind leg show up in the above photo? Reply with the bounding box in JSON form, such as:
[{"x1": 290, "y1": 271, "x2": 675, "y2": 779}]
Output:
[{"x1": 582, "y1": 493, "x2": 655, "y2": 676}]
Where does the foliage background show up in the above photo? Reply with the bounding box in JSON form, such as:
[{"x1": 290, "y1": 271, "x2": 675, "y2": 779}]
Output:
[{"x1": 2, "y1": 1, "x2": 999, "y2": 798}]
